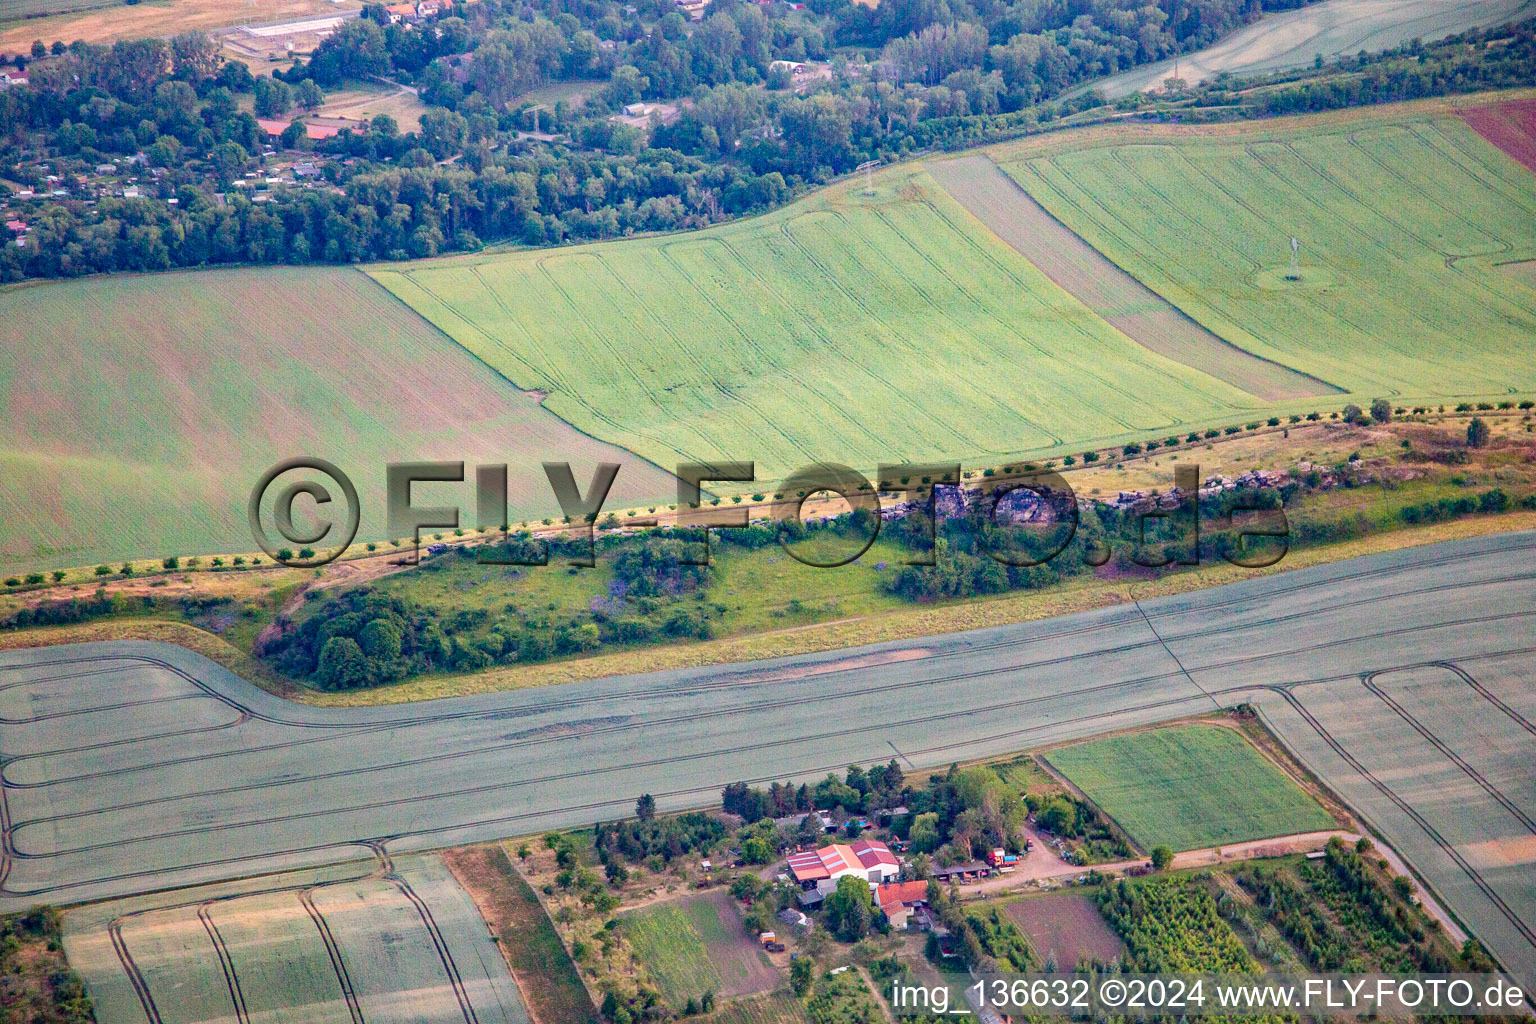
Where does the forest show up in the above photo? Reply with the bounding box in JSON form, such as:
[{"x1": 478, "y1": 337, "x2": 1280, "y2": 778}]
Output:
[{"x1": 6, "y1": 0, "x2": 1478, "y2": 282}]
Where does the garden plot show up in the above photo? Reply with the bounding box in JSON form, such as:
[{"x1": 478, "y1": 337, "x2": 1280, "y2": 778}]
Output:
[
  {"x1": 1005, "y1": 892, "x2": 1125, "y2": 969},
  {"x1": 623, "y1": 891, "x2": 778, "y2": 1005}
]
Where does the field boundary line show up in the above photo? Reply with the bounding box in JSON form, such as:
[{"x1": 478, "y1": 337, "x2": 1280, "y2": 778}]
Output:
[
  {"x1": 864, "y1": 201, "x2": 1153, "y2": 435},
  {"x1": 374, "y1": 267, "x2": 690, "y2": 481},
  {"x1": 924, "y1": 157, "x2": 1330, "y2": 404},
  {"x1": 914, "y1": 174, "x2": 1255, "y2": 411}
]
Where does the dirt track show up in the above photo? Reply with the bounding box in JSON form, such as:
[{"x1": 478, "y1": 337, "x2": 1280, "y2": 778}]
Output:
[{"x1": 1077, "y1": 0, "x2": 1536, "y2": 99}]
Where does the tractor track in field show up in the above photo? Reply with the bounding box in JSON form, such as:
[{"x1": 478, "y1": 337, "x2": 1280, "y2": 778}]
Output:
[
  {"x1": 1360, "y1": 669, "x2": 1536, "y2": 835},
  {"x1": 8, "y1": 571, "x2": 1536, "y2": 856},
  {"x1": 198, "y1": 903, "x2": 251, "y2": 1024},
  {"x1": 923, "y1": 156, "x2": 1332, "y2": 405},
  {"x1": 1253, "y1": 678, "x2": 1536, "y2": 957},
  {"x1": 6, "y1": 531, "x2": 1514, "y2": 773},
  {"x1": 1, "y1": 537, "x2": 1530, "y2": 778},
  {"x1": 868, "y1": 202, "x2": 1166, "y2": 435},
  {"x1": 7, "y1": 622, "x2": 1536, "y2": 900},
  {"x1": 8, "y1": 535, "x2": 1536, "y2": 988}
]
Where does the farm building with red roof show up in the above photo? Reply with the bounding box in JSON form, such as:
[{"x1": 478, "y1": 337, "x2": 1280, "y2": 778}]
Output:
[{"x1": 786, "y1": 839, "x2": 900, "y2": 893}]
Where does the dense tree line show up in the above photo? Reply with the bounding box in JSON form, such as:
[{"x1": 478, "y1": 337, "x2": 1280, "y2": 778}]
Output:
[
  {"x1": 1226, "y1": 21, "x2": 1536, "y2": 116},
  {"x1": 0, "y1": 0, "x2": 1359, "y2": 281},
  {"x1": 722, "y1": 759, "x2": 906, "y2": 822},
  {"x1": 593, "y1": 810, "x2": 726, "y2": 865}
]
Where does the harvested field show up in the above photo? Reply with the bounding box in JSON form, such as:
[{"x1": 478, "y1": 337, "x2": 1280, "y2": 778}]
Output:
[
  {"x1": 1005, "y1": 892, "x2": 1125, "y2": 968},
  {"x1": 1001, "y1": 113, "x2": 1536, "y2": 400},
  {"x1": 1462, "y1": 98, "x2": 1536, "y2": 173},
  {"x1": 371, "y1": 166, "x2": 1265, "y2": 482},
  {"x1": 1045, "y1": 724, "x2": 1336, "y2": 851},
  {"x1": 1080, "y1": 0, "x2": 1536, "y2": 98},
  {"x1": 440, "y1": 845, "x2": 599, "y2": 1024},
  {"x1": 624, "y1": 891, "x2": 778, "y2": 1005},
  {"x1": 0, "y1": 0, "x2": 361, "y2": 53},
  {"x1": 0, "y1": 267, "x2": 674, "y2": 574},
  {"x1": 927, "y1": 155, "x2": 1332, "y2": 401},
  {"x1": 63, "y1": 854, "x2": 531, "y2": 1024}
]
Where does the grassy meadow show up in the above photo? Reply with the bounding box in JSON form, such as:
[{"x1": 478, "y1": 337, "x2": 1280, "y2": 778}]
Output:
[
  {"x1": 1046, "y1": 724, "x2": 1336, "y2": 852},
  {"x1": 0, "y1": 267, "x2": 673, "y2": 574},
  {"x1": 370, "y1": 166, "x2": 1265, "y2": 481},
  {"x1": 622, "y1": 893, "x2": 775, "y2": 1004},
  {"x1": 1000, "y1": 113, "x2": 1536, "y2": 399}
]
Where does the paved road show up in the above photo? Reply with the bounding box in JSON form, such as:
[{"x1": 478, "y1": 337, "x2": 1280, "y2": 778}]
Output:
[
  {"x1": 3, "y1": 531, "x2": 1535, "y2": 986},
  {"x1": 1074, "y1": 0, "x2": 1536, "y2": 99}
]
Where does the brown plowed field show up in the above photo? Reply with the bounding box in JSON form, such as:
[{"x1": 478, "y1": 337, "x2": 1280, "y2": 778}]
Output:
[
  {"x1": 1005, "y1": 891, "x2": 1125, "y2": 968},
  {"x1": 926, "y1": 155, "x2": 1338, "y2": 402},
  {"x1": 1460, "y1": 98, "x2": 1536, "y2": 173}
]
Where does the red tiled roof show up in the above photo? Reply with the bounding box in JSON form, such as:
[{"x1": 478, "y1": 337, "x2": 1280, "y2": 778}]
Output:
[
  {"x1": 788, "y1": 839, "x2": 897, "y2": 882},
  {"x1": 851, "y1": 839, "x2": 898, "y2": 869},
  {"x1": 876, "y1": 880, "x2": 928, "y2": 910}
]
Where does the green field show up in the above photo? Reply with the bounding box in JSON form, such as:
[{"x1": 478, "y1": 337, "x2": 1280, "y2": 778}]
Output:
[
  {"x1": 0, "y1": 267, "x2": 674, "y2": 574},
  {"x1": 703, "y1": 990, "x2": 812, "y2": 1024},
  {"x1": 371, "y1": 167, "x2": 1264, "y2": 481},
  {"x1": 1001, "y1": 113, "x2": 1536, "y2": 399},
  {"x1": 63, "y1": 855, "x2": 533, "y2": 1024},
  {"x1": 623, "y1": 892, "x2": 775, "y2": 1005},
  {"x1": 1045, "y1": 724, "x2": 1335, "y2": 851},
  {"x1": 0, "y1": 0, "x2": 119, "y2": 22},
  {"x1": 371, "y1": 113, "x2": 1536, "y2": 487},
  {"x1": 624, "y1": 899, "x2": 725, "y2": 1004}
]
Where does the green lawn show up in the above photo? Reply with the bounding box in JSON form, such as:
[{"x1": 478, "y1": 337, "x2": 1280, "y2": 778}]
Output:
[
  {"x1": 370, "y1": 166, "x2": 1262, "y2": 481},
  {"x1": 1045, "y1": 724, "x2": 1335, "y2": 852},
  {"x1": 1001, "y1": 113, "x2": 1536, "y2": 400}
]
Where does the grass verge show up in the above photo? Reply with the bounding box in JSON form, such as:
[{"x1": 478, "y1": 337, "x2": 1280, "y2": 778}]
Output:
[{"x1": 439, "y1": 844, "x2": 600, "y2": 1024}]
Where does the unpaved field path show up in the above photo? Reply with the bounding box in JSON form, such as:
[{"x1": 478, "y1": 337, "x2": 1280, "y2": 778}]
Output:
[
  {"x1": 1077, "y1": 0, "x2": 1536, "y2": 99},
  {"x1": 958, "y1": 828, "x2": 1469, "y2": 945},
  {"x1": 926, "y1": 155, "x2": 1337, "y2": 402}
]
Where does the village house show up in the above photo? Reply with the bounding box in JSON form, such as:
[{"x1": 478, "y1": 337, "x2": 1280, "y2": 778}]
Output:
[{"x1": 874, "y1": 880, "x2": 930, "y2": 930}]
